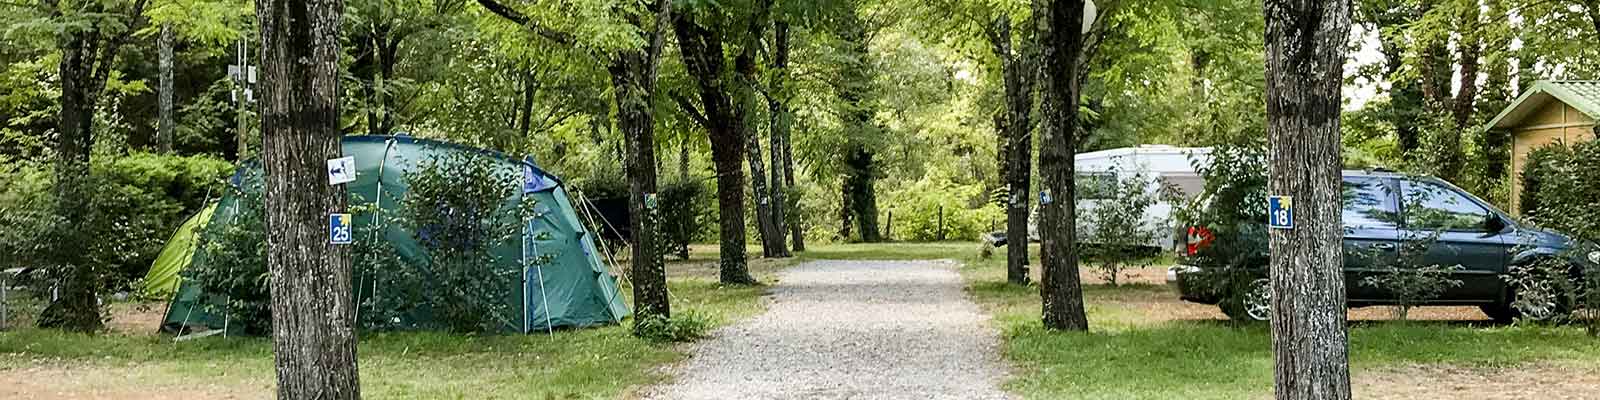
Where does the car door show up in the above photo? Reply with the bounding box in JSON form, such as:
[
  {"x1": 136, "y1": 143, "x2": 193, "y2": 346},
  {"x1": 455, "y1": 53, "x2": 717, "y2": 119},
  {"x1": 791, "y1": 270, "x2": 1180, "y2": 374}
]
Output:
[
  {"x1": 1341, "y1": 177, "x2": 1401, "y2": 302},
  {"x1": 1398, "y1": 179, "x2": 1510, "y2": 302}
]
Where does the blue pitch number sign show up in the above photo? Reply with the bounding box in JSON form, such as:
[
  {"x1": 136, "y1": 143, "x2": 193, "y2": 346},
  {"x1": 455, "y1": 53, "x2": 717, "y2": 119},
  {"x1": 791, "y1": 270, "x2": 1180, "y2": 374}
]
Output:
[
  {"x1": 329, "y1": 213, "x2": 353, "y2": 245},
  {"x1": 1268, "y1": 196, "x2": 1293, "y2": 229}
]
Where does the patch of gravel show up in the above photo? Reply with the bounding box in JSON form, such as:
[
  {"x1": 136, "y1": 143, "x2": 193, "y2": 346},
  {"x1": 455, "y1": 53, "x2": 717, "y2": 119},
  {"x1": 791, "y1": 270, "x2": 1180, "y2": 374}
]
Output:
[{"x1": 645, "y1": 260, "x2": 1015, "y2": 400}]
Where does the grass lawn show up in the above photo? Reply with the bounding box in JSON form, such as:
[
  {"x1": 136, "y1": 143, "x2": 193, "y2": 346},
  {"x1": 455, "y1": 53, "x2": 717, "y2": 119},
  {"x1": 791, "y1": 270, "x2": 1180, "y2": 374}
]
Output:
[
  {"x1": 0, "y1": 247, "x2": 789, "y2": 399},
  {"x1": 5, "y1": 241, "x2": 1597, "y2": 399},
  {"x1": 952, "y1": 243, "x2": 1600, "y2": 399}
]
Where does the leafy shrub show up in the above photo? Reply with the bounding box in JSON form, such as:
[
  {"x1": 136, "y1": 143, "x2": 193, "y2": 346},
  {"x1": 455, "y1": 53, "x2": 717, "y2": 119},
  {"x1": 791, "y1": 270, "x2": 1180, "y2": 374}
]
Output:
[
  {"x1": 1078, "y1": 167, "x2": 1166, "y2": 286},
  {"x1": 0, "y1": 153, "x2": 231, "y2": 294},
  {"x1": 1172, "y1": 143, "x2": 1268, "y2": 302},
  {"x1": 393, "y1": 150, "x2": 538, "y2": 333},
  {"x1": 1520, "y1": 141, "x2": 1600, "y2": 242},
  {"x1": 186, "y1": 179, "x2": 272, "y2": 334},
  {"x1": 659, "y1": 179, "x2": 709, "y2": 259},
  {"x1": 1357, "y1": 231, "x2": 1463, "y2": 321},
  {"x1": 630, "y1": 310, "x2": 713, "y2": 343},
  {"x1": 880, "y1": 175, "x2": 1002, "y2": 242}
]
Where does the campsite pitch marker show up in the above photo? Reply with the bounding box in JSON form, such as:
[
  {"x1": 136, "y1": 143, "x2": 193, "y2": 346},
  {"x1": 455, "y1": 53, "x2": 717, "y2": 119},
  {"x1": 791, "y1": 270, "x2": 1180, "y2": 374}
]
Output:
[
  {"x1": 1268, "y1": 196, "x2": 1293, "y2": 229},
  {"x1": 329, "y1": 213, "x2": 353, "y2": 245}
]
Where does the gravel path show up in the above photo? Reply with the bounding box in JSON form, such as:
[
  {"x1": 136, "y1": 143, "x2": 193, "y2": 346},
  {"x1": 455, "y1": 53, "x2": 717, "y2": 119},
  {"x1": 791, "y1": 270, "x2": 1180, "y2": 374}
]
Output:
[{"x1": 645, "y1": 260, "x2": 1015, "y2": 400}]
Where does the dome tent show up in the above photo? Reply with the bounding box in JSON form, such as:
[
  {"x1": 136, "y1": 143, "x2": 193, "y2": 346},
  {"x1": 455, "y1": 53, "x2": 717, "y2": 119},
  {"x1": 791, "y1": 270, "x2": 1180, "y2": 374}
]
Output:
[{"x1": 156, "y1": 135, "x2": 630, "y2": 334}]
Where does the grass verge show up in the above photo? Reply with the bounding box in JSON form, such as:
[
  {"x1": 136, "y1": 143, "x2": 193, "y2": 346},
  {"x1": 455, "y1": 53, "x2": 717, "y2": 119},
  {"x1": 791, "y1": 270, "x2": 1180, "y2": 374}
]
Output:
[{"x1": 0, "y1": 261, "x2": 773, "y2": 399}]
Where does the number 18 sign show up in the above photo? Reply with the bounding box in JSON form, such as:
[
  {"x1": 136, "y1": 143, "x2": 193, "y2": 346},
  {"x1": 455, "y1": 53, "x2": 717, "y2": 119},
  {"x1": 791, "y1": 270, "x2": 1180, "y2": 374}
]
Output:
[{"x1": 1267, "y1": 196, "x2": 1293, "y2": 229}]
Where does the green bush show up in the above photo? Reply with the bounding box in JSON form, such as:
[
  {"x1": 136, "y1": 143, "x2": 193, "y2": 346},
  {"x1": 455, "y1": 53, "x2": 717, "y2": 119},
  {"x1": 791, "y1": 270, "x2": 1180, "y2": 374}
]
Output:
[
  {"x1": 0, "y1": 153, "x2": 231, "y2": 288},
  {"x1": 880, "y1": 177, "x2": 1001, "y2": 242},
  {"x1": 1357, "y1": 232, "x2": 1464, "y2": 321},
  {"x1": 659, "y1": 179, "x2": 709, "y2": 259},
  {"x1": 1172, "y1": 143, "x2": 1268, "y2": 302},
  {"x1": 1078, "y1": 167, "x2": 1166, "y2": 286},
  {"x1": 393, "y1": 150, "x2": 538, "y2": 333},
  {"x1": 630, "y1": 310, "x2": 714, "y2": 343},
  {"x1": 186, "y1": 179, "x2": 272, "y2": 334},
  {"x1": 1520, "y1": 141, "x2": 1600, "y2": 242}
]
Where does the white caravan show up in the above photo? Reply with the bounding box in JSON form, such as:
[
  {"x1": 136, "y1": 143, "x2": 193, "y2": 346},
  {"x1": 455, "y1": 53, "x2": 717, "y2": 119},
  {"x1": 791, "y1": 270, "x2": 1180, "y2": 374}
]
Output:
[{"x1": 1029, "y1": 145, "x2": 1213, "y2": 250}]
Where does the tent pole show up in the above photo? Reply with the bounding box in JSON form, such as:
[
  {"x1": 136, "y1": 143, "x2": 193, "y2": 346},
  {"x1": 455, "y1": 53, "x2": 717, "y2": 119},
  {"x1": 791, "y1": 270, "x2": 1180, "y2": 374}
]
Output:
[
  {"x1": 359, "y1": 139, "x2": 396, "y2": 326},
  {"x1": 573, "y1": 192, "x2": 632, "y2": 318},
  {"x1": 533, "y1": 238, "x2": 553, "y2": 336},
  {"x1": 522, "y1": 220, "x2": 530, "y2": 334}
]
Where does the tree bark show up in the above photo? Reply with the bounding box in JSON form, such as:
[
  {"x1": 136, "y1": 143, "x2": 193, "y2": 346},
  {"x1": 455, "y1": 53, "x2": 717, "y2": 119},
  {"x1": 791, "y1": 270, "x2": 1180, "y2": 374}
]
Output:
[
  {"x1": 674, "y1": 12, "x2": 759, "y2": 284},
  {"x1": 1264, "y1": 0, "x2": 1353, "y2": 397},
  {"x1": 990, "y1": 13, "x2": 1035, "y2": 286},
  {"x1": 613, "y1": 0, "x2": 674, "y2": 322},
  {"x1": 1038, "y1": 0, "x2": 1088, "y2": 331},
  {"x1": 256, "y1": 0, "x2": 361, "y2": 394},
  {"x1": 157, "y1": 23, "x2": 175, "y2": 153},
  {"x1": 731, "y1": 2, "x2": 783, "y2": 258},
  {"x1": 767, "y1": 21, "x2": 794, "y2": 258}
]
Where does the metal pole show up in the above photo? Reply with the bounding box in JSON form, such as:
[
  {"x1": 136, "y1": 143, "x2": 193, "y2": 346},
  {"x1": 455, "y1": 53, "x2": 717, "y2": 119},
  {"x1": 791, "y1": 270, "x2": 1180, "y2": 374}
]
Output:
[
  {"x1": 1, "y1": 274, "x2": 8, "y2": 331},
  {"x1": 521, "y1": 220, "x2": 530, "y2": 334},
  {"x1": 533, "y1": 238, "x2": 553, "y2": 336}
]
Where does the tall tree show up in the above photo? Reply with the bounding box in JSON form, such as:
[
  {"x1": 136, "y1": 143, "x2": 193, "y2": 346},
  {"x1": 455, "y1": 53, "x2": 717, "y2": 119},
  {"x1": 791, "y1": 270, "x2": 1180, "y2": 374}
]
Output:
[
  {"x1": 613, "y1": 0, "x2": 676, "y2": 320},
  {"x1": 35, "y1": 0, "x2": 151, "y2": 332},
  {"x1": 473, "y1": 0, "x2": 679, "y2": 313},
  {"x1": 255, "y1": 0, "x2": 360, "y2": 395},
  {"x1": 987, "y1": 10, "x2": 1037, "y2": 286},
  {"x1": 767, "y1": 20, "x2": 799, "y2": 255},
  {"x1": 733, "y1": 0, "x2": 786, "y2": 258},
  {"x1": 1263, "y1": 0, "x2": 1353, "y2": 397},
  {"x1": 1038, "y1": 0, "x2": 1088, "y2": 331},
  {"x1": 835, "y1": 2, "x2": 882, "y2": 242},
  {"x1": 672, "y1": 0, "x2": 770, "y2": 283}
]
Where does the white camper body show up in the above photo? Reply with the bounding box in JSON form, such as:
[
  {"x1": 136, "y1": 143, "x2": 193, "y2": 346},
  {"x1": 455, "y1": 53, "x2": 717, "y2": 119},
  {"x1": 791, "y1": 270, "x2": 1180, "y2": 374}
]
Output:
[{"x1": 1029, "y1": 145, "x2": 1213, "y2": 250}]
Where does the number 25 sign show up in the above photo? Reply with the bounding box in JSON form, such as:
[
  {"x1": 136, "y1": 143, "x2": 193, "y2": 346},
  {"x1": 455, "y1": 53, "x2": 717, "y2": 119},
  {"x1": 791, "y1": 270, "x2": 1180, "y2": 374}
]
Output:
[{"x1": 1268, "y1": 196, "x2": 1293, "y2": 229}]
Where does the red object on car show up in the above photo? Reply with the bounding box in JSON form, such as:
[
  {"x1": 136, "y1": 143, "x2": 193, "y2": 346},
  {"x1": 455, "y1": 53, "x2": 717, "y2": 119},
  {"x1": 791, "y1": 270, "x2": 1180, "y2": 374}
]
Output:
[{"x1": 1185, "y1": 226, "x2": 1214, "y2": 256}]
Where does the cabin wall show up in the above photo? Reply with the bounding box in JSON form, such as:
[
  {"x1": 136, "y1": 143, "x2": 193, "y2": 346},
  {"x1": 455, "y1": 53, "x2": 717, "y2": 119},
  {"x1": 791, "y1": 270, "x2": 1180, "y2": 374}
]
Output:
[{"x1": 1509, "y1": 102, "x2": 1597, "y2": 214}]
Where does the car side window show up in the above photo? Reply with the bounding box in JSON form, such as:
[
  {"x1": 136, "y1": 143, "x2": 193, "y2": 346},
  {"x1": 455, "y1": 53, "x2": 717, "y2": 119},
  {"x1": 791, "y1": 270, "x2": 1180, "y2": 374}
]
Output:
[
  {"x1": 1402, "y1": 180, "x2": 1489, "y2": 231},
  {"x1": 1342, "y1": 178, "x2": 1399, "y2": 229}
]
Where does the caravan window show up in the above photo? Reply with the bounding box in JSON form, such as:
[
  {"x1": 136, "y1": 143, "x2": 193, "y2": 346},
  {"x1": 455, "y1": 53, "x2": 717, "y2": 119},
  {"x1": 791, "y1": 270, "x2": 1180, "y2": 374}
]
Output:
[{"x1": 1076, "y1": 172, "x2": 1117, "y2": 200}]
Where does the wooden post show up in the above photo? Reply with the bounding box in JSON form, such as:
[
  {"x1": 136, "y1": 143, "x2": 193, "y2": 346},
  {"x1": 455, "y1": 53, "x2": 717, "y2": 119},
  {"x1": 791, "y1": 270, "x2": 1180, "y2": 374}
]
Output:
[
  {"x1": 885, "y1": 211, "x2": 893, "y2": 241},
  {"x1": 937, "y1": 206, "x2": 945, "y2": 241}
]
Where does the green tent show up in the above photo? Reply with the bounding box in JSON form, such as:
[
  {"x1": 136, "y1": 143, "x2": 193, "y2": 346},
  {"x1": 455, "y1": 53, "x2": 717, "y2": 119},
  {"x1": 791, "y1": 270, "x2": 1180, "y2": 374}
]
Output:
[
  {"x1": 142, "y1": 203, "x2": 217, "y2": 298},
  {"x1": 157, "y1": 135, "x2": 630, "y2": 334}
]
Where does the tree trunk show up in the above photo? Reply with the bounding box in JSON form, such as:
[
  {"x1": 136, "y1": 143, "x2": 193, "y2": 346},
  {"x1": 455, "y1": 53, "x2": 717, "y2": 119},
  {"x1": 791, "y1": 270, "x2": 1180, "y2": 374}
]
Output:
[
  {"x1": 767, "y1": 21, "x2": 793, "y2": 258},
  {"x1": 612, "y1": 0, "x2": 674, "y2": 322},
  {"x1": 1478, "y1": 0, "x2": 1511, "y2": 184},
  {"x1": 255, "y1": 0, "x2": 361, "y2": 395},
  {"x1": 41, "y1": 39, "x2": 103, "y2": 332},
  {"x1": 518, "y1": 69, "x2": 536, "y2": 141},
  {"x1": 735, "y1": 32, "x2": 782, "y2": 258},
  {"x1": 157, "y1": 23, "x2": 175, "y2": 153},
  {"x1": 1416, "y1": 0, "x2": 1452, "y2": 109},
  {"x1": 837, "y1": 7, "x2": 881, "y2": 243},
  {"x1": 990, "y1": 14, "x2": 1035, "y2": 286},
  {"x1": 39, "y1": 0, "x2": 148, "y2": 333},
  {"x1": 1038, "y1": 0, "x2": 1088, "y2": 331},
  {"x1": 1264, "y1": 0, "x2": 1353, "y2": 397},
  {"x1": 378, "y1": 37, "x2": 399, "y2": 136},
  {"x1": 673, "y1": 12, "x2": 758, "y2": 285}
]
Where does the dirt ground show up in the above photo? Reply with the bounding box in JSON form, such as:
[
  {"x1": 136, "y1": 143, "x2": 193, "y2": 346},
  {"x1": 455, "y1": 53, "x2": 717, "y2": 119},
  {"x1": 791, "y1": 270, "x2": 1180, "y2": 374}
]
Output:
[
  {"x1": 1352, "y1": 362, "x2": 1600, "y2": 400},
  {"x1": 0, "y1": 362, "x2": 271, "y2": 400},
  {"x1": 1076, "y1": 265, "x2": 1493, "y2": 323}
]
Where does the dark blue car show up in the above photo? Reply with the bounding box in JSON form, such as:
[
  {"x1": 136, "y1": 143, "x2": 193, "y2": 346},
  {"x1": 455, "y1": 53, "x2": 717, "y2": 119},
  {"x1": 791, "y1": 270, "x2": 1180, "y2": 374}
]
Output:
[{"x1": 1172, "y1": 170, "x2": 1600, "y2": 322}]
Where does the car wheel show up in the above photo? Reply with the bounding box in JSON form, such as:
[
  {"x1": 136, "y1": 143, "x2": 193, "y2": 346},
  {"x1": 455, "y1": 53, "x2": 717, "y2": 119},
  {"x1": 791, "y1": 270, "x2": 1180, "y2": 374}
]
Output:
[
  {"x1": 1221, "y1": 278, "x2": 1272, "y2": 322},
  {"x1": 1509, "y1": 278, "x2": 1571, "y2": 322}
]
